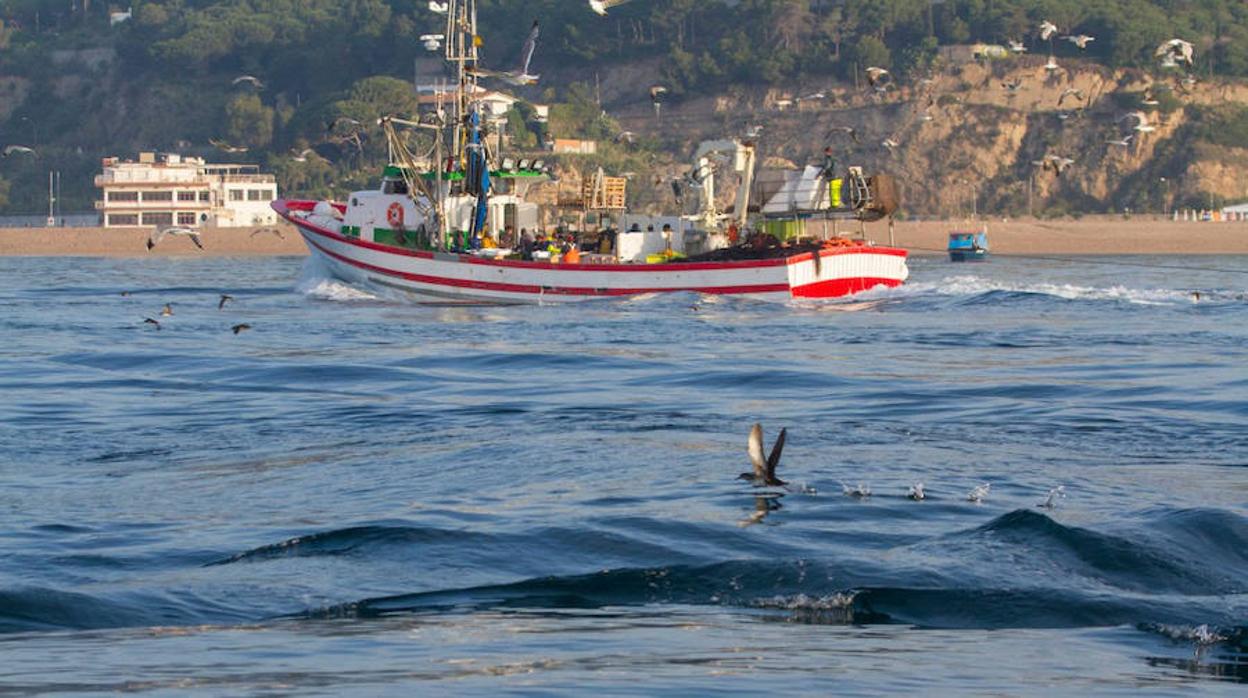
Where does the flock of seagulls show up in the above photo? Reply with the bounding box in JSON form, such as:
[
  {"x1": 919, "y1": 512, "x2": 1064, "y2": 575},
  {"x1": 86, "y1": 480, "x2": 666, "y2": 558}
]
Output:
[
  {"x1": 136, "y1": 291, "x2": 251, "y2": 335},
  {"x1": 738, "y1": 425, "x2": 1064, "y2": 520}
]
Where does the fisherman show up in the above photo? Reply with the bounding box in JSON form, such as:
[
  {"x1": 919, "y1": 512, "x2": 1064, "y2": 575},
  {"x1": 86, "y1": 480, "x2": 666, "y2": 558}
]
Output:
[
  {"x1": 520, "y1": 227, "x2": 535, "y2": 260},
  {"x1": 820, "y1": 146, "x2": 837, "y2": 179}
]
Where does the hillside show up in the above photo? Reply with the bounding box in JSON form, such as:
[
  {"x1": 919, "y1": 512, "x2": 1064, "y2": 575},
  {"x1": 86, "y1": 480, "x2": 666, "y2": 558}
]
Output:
[{"x1": 1, "y1": 0, "x2": 1247, "y2": 216}]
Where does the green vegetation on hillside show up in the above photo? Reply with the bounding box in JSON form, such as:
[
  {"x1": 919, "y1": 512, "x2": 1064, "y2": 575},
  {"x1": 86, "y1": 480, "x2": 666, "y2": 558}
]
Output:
[{"x1": 1, "y1": 0, "x2": 1246, "y2": 214}]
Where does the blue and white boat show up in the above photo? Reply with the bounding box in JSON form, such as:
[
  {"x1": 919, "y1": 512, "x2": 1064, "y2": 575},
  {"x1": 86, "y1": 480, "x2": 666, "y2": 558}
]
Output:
[{"x1": 948, "y1": 229, "x2": 989, "y2": 262}]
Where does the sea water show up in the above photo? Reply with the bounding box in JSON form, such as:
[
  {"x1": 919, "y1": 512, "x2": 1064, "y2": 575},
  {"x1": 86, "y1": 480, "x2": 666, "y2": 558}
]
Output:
[{"x1": 0, "y1": 254, "x2": 1244, "y2": 695}]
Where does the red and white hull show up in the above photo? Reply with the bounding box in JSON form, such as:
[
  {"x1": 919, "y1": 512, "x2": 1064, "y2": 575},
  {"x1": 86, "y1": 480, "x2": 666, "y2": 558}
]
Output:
[{"x1": 275, "y1": 200, "x2": 908, "y2": 304}]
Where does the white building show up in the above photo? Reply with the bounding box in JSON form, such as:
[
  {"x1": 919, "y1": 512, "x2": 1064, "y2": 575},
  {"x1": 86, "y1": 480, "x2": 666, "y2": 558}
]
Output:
[{"x1": 95, "y1": 152, "x2": 278, "y2": 228}]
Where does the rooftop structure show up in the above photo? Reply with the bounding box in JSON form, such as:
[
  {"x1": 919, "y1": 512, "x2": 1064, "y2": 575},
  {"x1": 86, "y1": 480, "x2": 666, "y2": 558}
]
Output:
[{"x1": 95, "y1": 152, "x2": 278, "y2": 228}]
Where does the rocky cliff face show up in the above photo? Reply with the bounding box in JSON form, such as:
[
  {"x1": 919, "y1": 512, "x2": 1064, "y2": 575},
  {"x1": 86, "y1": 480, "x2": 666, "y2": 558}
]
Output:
[{"x1": 611, "y1": 56, "x2": 1248, "y2": 216}]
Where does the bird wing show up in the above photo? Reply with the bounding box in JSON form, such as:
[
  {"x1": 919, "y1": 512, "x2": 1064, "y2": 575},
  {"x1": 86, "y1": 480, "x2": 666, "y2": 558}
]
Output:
[
  {"x1": 189, "y1": 233, "x2": 204, "y2": 250},
  {"x1": 765, "y1": 427, "x2": 786, "y2": 481},
  {"x1": 518, "y1": 21, "x2": 539, "y2": 74},
  {"x1": 747, "y1": 423, "x2": 766, "y2": 477}
]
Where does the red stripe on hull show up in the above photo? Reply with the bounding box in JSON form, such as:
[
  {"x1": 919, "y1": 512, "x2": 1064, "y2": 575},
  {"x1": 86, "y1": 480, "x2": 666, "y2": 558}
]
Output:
[
  {"x1": 306, "y1": 237, "x2": 792, "y2": 297},
  {"x1": 790, "y1": 277, "x2": 903, "y2": 298}
]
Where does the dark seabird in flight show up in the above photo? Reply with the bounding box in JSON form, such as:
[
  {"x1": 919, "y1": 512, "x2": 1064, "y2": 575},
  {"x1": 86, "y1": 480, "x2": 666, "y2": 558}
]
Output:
[
  {"x1": 143, "y1": 318, "x2": 161, "y2": 330},
  {"x1": 218, "y1": 294, "x2": 234, "y2": 310},
  {"x1": 739, "y1": 423, "x2": 786, "y2": 486},
  {"x1": 231, "y1": 323, "x2": 252, "y2": 335}
]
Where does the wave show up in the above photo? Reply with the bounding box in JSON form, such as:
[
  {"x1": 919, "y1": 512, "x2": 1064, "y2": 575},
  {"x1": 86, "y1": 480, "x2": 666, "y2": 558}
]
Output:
[{"x1": 865, "y1": 274, "x2": 1234, "y2": 307}]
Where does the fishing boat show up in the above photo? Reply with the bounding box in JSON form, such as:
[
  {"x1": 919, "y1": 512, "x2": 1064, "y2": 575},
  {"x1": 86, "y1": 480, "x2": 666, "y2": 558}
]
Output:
[
  {"x1": 948, "y1": 229, "x2": 989, "y2": 262},
  {"x1": 273, "y1": 0, "x2": 908, "y2": 304}
]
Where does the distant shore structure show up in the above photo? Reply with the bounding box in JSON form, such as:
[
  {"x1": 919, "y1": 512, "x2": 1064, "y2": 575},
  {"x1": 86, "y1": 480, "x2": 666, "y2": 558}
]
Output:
[{"x1": 95, "y1": 152, "x2": 279, "y2": 229}]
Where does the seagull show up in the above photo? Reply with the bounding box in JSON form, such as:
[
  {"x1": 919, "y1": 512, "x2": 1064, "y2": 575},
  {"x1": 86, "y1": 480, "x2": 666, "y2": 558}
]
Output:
[
  {"x1": 232, "y1": 75, "x2": 264, "y2": 89},
  {"x1": 1141, "y1": 87, "x2": 1161, "y2": 106},
  {"x1": 325, "y1": 116, "x2": 362, "y2": 134},
  {"x1": 828, "y1": 125, "x2": 859, "y2": 144},
  {"x1": 1044, "y1": 55, "x2": 1060, "y2": 72},
  {"x1": 1156, "y1": 39, "x2": 1194, "y2": 67},
  {"x1": 2, "y1": 145, "x2": 35, "y2": 157},
  {"x1": 469, "y1": 20, "x2": 540, "y2": 85},
  {"x1": 614, "y1": 130, "x2": 638, "y2": 144},
  {"x1": 1038, "y1": 485, "x2": 1066, "y2": 509},
  {"x1": 588, "y1": 0, "x2": 634, "y2": 16},
  {"x1": 739, "y1": 423, "x2": 786, "y2": 487},
  {"x1": 841, "y1": 482, "x2": 871, "y2": 498},
  {"x1": 1177, "y1": 74, "x2": 1198, "y2": 92},
  {"x1": 250, "y1": 227, "x2": 284, "y2": 239},
  {"x1": 1064, "y1": 34, "x2": 1095, "y2": 50},
  {"x1": 231, "y1": 323, "x2": 252, "y2": 335},
  {"x1": 218, "y1": 294, "x2": 234, "y2": 310},
  {"x1": 796, "y1": 91, "x2": 826, "y2": 102},
  {"x1": 907, "y1": 483, "x2": 925, "y2": 501},
  {"x1": 1008, "y1": 39, "x2": 1027, "y2": 54},
  {"x1": 1002, "y1": 78, "x2": 1024, "y2": 95},
  {"x1": 420, "y1": 34, "x2": 444, "y2": 51},
  {"x1": 143, "y1": 318, "x2": 161, "y2": 330},
  {"x1": 881, "y1": 138, "x2": 900, "y2": 150},
  {"x1": 209, "y1": 139, "x2": 248, "y2": 154},
  {"x1": 1034, "y1": 154, "x2": 1075, "y2": 175},
  {"x1": 1106, "y1": 134, "x2": 1134, "y2": 147},
  {"x1": 744, "y1": 124, "x2": 764, "y2": 139},
  {"x1": 427, "y1": 1, "x2": 448, "y2": 13},
  {"x1": 967, "y1": 483, "x2": 991, "y2": 503},
  {"x1": 865, "y1": 66, "x2": 890, "y2": 92},
  {"x1": 1039, "y1": 21, "x2": 1058, "y2": 42},
  {"x1": 1120, "y1": 111, "x2": 1156, "y2": 133},
  {"x1": 290, "y1": 148, "x2": 318, "y2": 162},
  {"x1": 1057, "y1": 87, "x2": 1085, "y2": 107},
  {"x1": 146, "y1": 226, "x2": 203, "y2": 251},
  {"x1": 160, "y1": 303, "x2": 173, "y2": 317}
]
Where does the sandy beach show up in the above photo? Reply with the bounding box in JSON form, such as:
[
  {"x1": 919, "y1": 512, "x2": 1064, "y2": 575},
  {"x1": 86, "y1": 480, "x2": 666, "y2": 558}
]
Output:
[{"x1": 1, "y1": 217, "x2": 1246, "y2": 257}]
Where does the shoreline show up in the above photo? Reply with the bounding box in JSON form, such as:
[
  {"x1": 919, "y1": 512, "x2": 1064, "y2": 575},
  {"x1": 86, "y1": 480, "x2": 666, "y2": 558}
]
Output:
[{"x1": 1, "y1": 217, "x2": 1246, "y2": 257}]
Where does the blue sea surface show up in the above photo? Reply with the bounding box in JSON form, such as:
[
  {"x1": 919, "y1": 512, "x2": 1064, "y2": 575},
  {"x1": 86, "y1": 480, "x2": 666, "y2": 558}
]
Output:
[{"x1": 0, "y1": 253, "x2": 1245, "y2": 695}]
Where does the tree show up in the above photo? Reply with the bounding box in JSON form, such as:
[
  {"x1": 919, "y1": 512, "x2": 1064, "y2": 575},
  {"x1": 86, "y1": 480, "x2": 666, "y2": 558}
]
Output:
[{"x1": 226, "y1": 94, "x2": 274, "y2": 149}]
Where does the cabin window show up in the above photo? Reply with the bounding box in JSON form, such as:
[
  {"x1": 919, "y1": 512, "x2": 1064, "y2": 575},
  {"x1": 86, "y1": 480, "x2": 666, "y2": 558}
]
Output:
[
  {"x1": 229, "y1": 190, "x2": 245, "y2": 202},
  {"x1": 382, "y1": 179, "x2": 409, "y2": 195},
  {"x1": 248, "y1": 189, "x2": 267, "y2": 201},
  {"x1": 351, "y1": 198, "x2": 359, "y2": 207}
]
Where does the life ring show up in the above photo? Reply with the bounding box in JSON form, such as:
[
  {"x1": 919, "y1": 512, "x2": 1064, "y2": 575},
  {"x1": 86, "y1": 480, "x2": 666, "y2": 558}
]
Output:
[{"x1": 386, "y1": 202, "x2": 405, "y2": 229}]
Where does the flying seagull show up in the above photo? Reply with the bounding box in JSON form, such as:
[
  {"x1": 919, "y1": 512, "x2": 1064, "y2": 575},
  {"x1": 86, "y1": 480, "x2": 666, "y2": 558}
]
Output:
[
  {"x1": 1064, "y1": 34, "x2": 1095, "y2": 50},
  {"x1": 907, "y1": 483, "x2": 926, "y2": 501},
  {"x1": 218, "y1": 294, "x2": 234, "y2": 310},
  {"x1": 1039, "y1": 21, "x2": 1058, "y2": 41},
  {"x1": 865, "y1": 66, "x2": 891, "y2": 92},
  {"x1": 1057, "y1": 87, "x2": 1085, "y2": 107},
  {"x1": 1008, "y1": 39, "x2": 1027, "y2": 54},
  {"x1": 160, "y1": 303, "x2": 173, "y2": 317},
  {"x1": 231, "y1": 323, "x2": 252, "y2": 335},
  {"x1": 739, "y1": 423, "x2": 786, "y2": 487},
  {"x1": 232, "y1": 75, "x2": 264, "y2": 89},
  {"x1": 1156, "y1": 39, "x2": 1194, "y2": 67},
  {"x1": 881, "y1": 137, "x2": 900, "y2": 150},
  {"x1": 428, "y1": 1, "x2": 448, "y2": 14},
  {"x1": 1002, "y1": 78, "x2": 1024, "y2": 95},
  {"x1": 1034, "y1": 154, "x2": 1075, "y2": 176},
  {"x1": 1120, "y1": 111, "x2": 1156, "y2": 133},
  {"x1": 967, "y1": 483, "x2": 991, "y2": 503},
  {"x1": 614, "y1": 130, "x2": 638, "y2": 144},
  {"x1": 1044, "y1": 55, "x2": 1060, "y2": 72},
  {"x1": 828, "y1": 125, "x2": 859, "y2": 144},
  {"x1": 420, "y1": 34, "x2": 444, "y2": 51},
  {"x1": 1038, "y1": 485, "x2": 1066, "y2": 509},
  {"x1": 588, "y1": 0, "x2": 634, "y2": 16},
  {"x1": 1106, "y1": 134, "x2": 1134, "y2": 147},
  {"x1": 2, "y1": 145, "x2": 35, "y2": 157},
  {"x1": 146, "y1": 226, "x2": 203, "y2": 251},
  {"x1": 469, "y1": 20, "x2": 540, "y2": 85},
  {"x1": 209, "y1": 139, "x2": 248, "y2": 154}
]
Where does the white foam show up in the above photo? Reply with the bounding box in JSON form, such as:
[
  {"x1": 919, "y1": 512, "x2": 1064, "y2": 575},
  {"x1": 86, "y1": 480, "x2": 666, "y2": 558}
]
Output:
[
  {"x1": 752, "y1": 592, "x2": 858, "y2": 610},
  {"x1": 295, "y1": 257, "x2": 378, "y2": 302},
  {"x1": 858, "y1": 274, "x2": 1202, "y2": 305}
]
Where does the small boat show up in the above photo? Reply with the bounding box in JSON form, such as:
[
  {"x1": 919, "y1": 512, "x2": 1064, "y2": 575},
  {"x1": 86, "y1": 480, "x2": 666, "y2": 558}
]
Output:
[{"x1": 948, "y1": 229, "x2": 989, "y2": 262}]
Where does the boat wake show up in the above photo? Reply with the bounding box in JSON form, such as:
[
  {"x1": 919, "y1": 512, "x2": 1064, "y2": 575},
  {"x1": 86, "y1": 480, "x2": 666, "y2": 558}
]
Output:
[
  {"x1": 860, "y1": 274, "x2": 1243, "y2": 306},
  {"x1": 295, "y1": 257, "x2": 378, "y2": 302}
]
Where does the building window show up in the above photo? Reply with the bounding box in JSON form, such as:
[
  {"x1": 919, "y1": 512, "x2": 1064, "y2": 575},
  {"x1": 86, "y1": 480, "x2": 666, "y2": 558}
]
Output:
[
  {"x1": 141, "y1": 212, "x2": 174, "y2": 226},
  {"x1": 142, "y1": 190, "x2": 173, "y2": 202},
  {"x1": 177, "y1": 191, "x2": 197, "y2": 202},
  {"x1": 107, "y1": 214, "x2": 139, "y2": 226},
  {"x1": 177, "y1": 212, "x2": 197, "y2": 226},
  {"x1": 107, "y1": 190, "x2": 139, "y2": 202},
  {"x1": 199, "y1": 191, "x2": 211, "y2": 202},
  {"x1": 248, "y1": 189, "x2": 267, "y2": 201},
  {"x1": 229, "y1": 189, "x2": 244, "y2": 202}
]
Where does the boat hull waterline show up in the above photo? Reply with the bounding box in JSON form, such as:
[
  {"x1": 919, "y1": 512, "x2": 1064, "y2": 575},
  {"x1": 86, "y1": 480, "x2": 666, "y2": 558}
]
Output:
[{"x1": 276, "y1": 200, "x2": 909, "y2": 304}]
